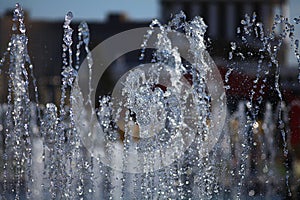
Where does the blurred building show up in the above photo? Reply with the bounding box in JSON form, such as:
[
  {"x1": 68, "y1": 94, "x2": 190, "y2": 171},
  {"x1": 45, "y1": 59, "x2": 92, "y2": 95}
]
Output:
[
  {"x1": 160, "y1": 0, "x2": 300, "y2": 140},
  {"x1": 161, "y1": 0, "x2": 289, "y2": 62},
  {"x1": 0, "y1": 0, "x2": 299, "y2": 135},
  {"x1": 0, "y1": 12, "x2": 149, "y2": 104},
  {"x1": 161, "y1": 0, "x2": 288, "y2": 40}
]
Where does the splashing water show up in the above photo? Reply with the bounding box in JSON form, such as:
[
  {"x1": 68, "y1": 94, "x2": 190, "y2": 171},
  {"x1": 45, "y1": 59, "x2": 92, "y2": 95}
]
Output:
[
  {"x1": 72, "y1": 11, "x2": 225, "y2": 199},
  {"x1": 0, "y1": 3, "x2": 39, "y2": 200},
  {"x1": 226, "y1": 12, "x2": 300, "y2": 198},
  {"x1": 0, "y1": 3, "x2": 300, "y2": 200}
]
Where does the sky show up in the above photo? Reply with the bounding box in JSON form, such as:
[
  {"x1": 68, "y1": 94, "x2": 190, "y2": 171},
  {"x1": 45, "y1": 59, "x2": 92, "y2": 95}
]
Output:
[
  {"x1": 0, "y1": 0, "x2": 299, "y2": 21},
  {"x1": 0, "y1": 0, "x2": 159, "y2": 21}
]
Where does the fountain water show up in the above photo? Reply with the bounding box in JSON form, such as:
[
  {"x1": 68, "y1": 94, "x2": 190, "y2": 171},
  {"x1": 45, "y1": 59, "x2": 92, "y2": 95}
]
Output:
[{"x1": 0, "y1": 3, "x2": 299, "y2": 200}]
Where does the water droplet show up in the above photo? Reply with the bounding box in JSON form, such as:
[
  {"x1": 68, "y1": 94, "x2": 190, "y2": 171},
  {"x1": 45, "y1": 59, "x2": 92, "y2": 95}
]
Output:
[
  {"x1": 248, "y1": 190, "x2": 255, "y2": 196},
  {"x1": 64, "y1": 11, "x2": 73, "y2": 26}
]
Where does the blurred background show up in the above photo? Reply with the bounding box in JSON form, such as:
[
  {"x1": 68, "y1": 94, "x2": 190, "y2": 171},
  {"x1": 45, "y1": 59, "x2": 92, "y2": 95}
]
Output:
[
  {"x1": 0, "y1": 0, "x2": 298, "y2": 100},
  {"x1": 0, "y1": 0, "x2": 299, "y2": 102},
  {"x1": 0, "y1": 0, "x2": 300, "y2": 198}
]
